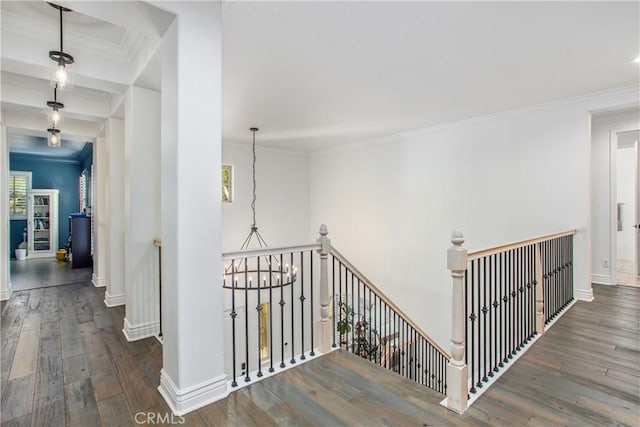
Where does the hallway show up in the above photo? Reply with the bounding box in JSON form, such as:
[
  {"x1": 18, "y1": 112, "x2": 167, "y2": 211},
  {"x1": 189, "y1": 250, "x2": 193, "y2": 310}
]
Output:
[
  {"x1": 1, "y1": 283, "x2": 638, "y2": 426},
  {"x1": 9, "y1": 258, "x2": 92, "y2": 292}
]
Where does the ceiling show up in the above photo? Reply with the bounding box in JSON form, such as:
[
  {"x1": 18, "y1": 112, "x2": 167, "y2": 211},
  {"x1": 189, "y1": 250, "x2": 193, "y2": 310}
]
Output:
[{"x1": 2, "y1": 1, "x2": 639, "y2": 154}]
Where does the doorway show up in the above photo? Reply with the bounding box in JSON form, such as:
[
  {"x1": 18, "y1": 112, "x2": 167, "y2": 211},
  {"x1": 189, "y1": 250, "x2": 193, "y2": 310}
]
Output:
[{"x1": 615, "y1": 130, "x2": 640, "y2": 287}]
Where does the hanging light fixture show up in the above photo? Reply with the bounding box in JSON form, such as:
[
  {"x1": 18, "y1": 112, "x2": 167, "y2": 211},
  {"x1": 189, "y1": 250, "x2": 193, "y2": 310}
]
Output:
[
  {"x1": 223, "y1": 128, "x2": 297, "y2": 289},
  {"x1": 47, "y1": 84, "x2": 64, "y2": 128},
  {"x1": 48, "y1": 2, "x2": 74, "y2": 90},
  {"x1": 47, "y1": 128, "x2": 61, "y2": 147}
]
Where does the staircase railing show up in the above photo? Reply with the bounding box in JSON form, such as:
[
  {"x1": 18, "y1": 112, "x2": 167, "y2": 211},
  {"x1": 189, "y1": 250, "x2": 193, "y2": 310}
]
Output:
[
  {"x1": 329, "y1": 247, "x2": 449, "y2": 394},
  {"x1": 446, "y1": 229, "x2": 576, "y2": 414},
  {"x1": 221, "y1": 225, "x2": 449, "y2": 395},
  {"x1": 221, "y1": 243, "x2": 320, "y2": 388}
]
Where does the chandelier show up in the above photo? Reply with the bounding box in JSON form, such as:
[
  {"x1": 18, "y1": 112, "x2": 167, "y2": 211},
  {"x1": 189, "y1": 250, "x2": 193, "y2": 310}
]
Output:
[
  {"x1": 48, "y1": 2, "x2": 74, "y2": 90},
  {"x1": 222, "y1": 128, "x2": 297, "y2": 290}
]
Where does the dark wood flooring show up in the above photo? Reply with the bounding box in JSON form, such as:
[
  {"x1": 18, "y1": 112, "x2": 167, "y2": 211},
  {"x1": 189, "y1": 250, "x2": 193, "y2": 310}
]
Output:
[
  {"x1": 1, "y1": 283, "x2": 638, "y2": 426},
  {"x1": 10, "y1": 258, "x2": 92, "y2": 292}
]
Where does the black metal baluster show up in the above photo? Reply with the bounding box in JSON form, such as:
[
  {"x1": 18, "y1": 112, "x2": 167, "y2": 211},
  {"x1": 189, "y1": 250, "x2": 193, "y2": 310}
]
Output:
[
  {"x1": 257, "y1": 257, "x2": 263, "y2": 378},
  {"x1": 499, "y1": 251, "x2": 505, "y2": 368},
  {"x1": 299, "y1": 251, "x2": 306, "y2": 360},
  {"x1": 338, "y1": 261, "x2": 343, "y2": 348},
  {"x1": 482, "y1": 256, "x2": 488, "y2": 383},
  {"x1": 509, "y1": 249, "x2": 515, "y2": 358},
  {"x1": 476, "y1": 259, "x2": 483, "y2": 388},
  {"x1": 344, "y1": 264, "x2": 349, "y2": 350},
  {"x1": 310, "y1": 251, "x2": 315, "y2": 356},
  {"x1": 517, "y1": 246, "x2": 522, "y2": 351},
  {"x1": 488, "y1": 254, "x2": 494, "y2": 377},
  {"x1": 524, "y1": 245, "x2": 529, "y2": 342},
  {"x1": 368, "y1": 287, "x2": 373, "y2": 361},
  {"x1": 505, "y1": 250, "x2": 511, "y2": 362},
  {"x1": 290, "y1": 253, "x2": 296, "y2": 364},
  {"x1": 231, "y1": 260, "x2": 238, "y2": 387},
  {"x1": 357, "y1": 276, "x2": 361, "y2": 357},
  {"x1": 244, "y1": 258, "x2": 250, "y2": 382},
  {"x1": 543, "y1": 241, "x2": 547, "y2": 322},
  {"x1": 351, "y1": 272, "x2": 355, "y2": 355},
  {"x1": 279, "y1": 254, "x2": 285, "y2": 369},
  {"x1": 332, "y1": 255, "x2": 342, "y2": 348},
  {"x1": 493, "y1": 253, "x2": 499, "y2": 373},
  {"x1": 269, "y1": 256, "x2": 274, "y2": 373},
  {"x1": 469, "y1": 260, "x2": 476, "y2": 393}
]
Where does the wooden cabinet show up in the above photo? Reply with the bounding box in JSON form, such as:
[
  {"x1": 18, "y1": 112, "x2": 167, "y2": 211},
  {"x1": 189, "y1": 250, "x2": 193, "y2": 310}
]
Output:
[
  {"x1": 27, "y1": 189, "x2": 59, "y2": 258},
  {"x1": 70, "y1": 216, "x2": 92, "y2": 269}
]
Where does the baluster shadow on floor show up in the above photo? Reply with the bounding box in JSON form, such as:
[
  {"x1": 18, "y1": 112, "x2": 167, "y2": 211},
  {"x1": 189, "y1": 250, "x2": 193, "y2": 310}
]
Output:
[{"x1": 1, "y1": 283, "x2": 638, "y2": 426}]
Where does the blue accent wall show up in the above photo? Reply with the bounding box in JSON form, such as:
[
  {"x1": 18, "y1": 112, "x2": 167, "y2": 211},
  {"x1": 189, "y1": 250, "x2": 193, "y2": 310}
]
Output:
[{"x1": 10, "y1": 154, "x2": 81, "y2": 257}]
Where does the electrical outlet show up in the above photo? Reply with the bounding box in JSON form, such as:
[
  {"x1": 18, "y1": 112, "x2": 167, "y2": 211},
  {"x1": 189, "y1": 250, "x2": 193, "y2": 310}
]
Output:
[{"x1": 602, "y1": 259, "x2": 609, "y2": 268}]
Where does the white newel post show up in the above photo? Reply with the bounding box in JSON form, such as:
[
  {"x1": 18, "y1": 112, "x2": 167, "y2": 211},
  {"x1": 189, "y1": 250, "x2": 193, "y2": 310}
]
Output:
[
  {"x1": 447, "y1": 229, "x2": 468, "y2": 414},
  {"x1": 535, "y1": 243, "x2": 545, "y2": 334},
  {"x1": 317, "y1": 224, "x2": 332, "y2": 353}
]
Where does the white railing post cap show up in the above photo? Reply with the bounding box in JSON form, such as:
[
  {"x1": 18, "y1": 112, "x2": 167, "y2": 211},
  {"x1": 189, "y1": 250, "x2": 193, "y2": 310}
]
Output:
[{"x1": 447, "y1": 229, "x2": 467, "y2": 271}]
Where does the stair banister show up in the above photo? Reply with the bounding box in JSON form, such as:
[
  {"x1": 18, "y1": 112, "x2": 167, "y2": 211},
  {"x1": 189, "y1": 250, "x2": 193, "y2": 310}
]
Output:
[{"x1": 446, "y1": 229, "x2": 468, "y2": 414}]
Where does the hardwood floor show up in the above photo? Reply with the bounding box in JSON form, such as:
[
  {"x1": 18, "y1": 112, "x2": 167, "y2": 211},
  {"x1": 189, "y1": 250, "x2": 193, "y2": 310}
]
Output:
[
  {"x1": 9, "y1": 258, "x2": 92, "y2": 292},
  {"x1": 1, "y1": 283, "x2": 638, "y2": 426}
]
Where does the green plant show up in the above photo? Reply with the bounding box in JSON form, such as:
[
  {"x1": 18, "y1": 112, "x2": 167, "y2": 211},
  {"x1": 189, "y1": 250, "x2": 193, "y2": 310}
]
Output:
[{"x1": 336, "y1": 300, "x2": 381, "y2": 361}]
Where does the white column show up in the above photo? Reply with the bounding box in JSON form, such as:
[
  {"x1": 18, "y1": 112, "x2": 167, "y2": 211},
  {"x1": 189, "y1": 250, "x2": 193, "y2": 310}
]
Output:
[
  {"x1": 156, "y1": 2, "x2": 227, "y2": 415},
  {"x1": 0, "y1": 125, "x2": 11, "y2": 301},
  {"x1": 317, "y1": 224, "x2": 332, "y2": 353},
  {"x1": 92, "y1": 136, "x2": 108, "y2": 288},
  {"x1": 446, "y1": 229, "x2": 468, "y2": 414},
  {"x1": 105, "y1": 118, "x2": 126, "y2": 307},
  {"x1": 122, "y1": 86, "x2": 161, "y2": 341}
]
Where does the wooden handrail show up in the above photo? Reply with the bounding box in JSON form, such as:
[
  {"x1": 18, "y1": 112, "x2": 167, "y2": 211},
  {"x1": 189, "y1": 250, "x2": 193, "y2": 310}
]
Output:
[
  {"x1": 153, "y1": 238, "x2": 162, "y2": 247},
  {"x1": 467, "y1": 230, "x2": 576, "y2": 261},
  {"x1": 222, "y1": 243, "x2": 321, "y2": 261},
  {"x1": 330, "y1": 246, "x2": 450, "y2": 358}
]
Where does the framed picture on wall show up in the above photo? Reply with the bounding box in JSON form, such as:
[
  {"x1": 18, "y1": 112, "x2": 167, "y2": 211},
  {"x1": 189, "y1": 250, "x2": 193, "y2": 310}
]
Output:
[{"x1": 222, "y1": 164, "x2": 233, "y2": 202}]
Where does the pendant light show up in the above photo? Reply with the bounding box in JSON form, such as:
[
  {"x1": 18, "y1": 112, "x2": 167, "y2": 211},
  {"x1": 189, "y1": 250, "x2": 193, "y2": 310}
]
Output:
[
  {"x1": 47, "y1": 128, "x2": 61, "y2": 147},
  {"x1": 222, "y1": 128, "x2": 297, "y2": 289},
  {"x1": 47, "y1": 84, "x2": 64, "y2": 128},
  {"x1": 48, "y1": 2, "x2": 74, "y2": 90}
]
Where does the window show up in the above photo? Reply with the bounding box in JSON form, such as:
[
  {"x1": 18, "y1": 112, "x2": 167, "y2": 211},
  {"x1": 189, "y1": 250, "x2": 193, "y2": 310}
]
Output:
[
  {"x1": 79, "y1": 169, "x2": 88, "y2": 211},
  {"x1": 9, "y1": 171, "x2": 31, "y2": 220}
]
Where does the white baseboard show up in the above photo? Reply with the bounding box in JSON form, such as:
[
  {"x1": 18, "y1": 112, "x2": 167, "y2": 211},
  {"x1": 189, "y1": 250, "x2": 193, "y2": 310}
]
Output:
[
  {"x1": 92, "y1": 274, "x2": 107, "y2": 288},
  {"x1": 123, "y1": 317, "x2": 159, "y2": 341},
  {"x1": 158, "y1": 369, "x2": 229, "y2": 416},
  {"x1": 574, "y1": 288, "x2": 594, "y2": 302},
  {"x1": 104, "y1": 291, "x2": 125, "y2": 307},
  {"x1": 591, "y1": 274, "x2": 612, "y2": 285},
  {"x1": 0, "y1": 283, "x2": 13, "y2": 301}
]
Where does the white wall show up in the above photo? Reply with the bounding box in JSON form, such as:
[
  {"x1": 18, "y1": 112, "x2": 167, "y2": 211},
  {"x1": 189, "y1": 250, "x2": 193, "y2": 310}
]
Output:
[
  {"x1": 222, "y1": 142, "x2": 310, "y2": 250},
  {"x1": 616, "y1": 146, "x2": 636, "y2": 260},
  {"x1": 0, "y1": 125, "x2": 10, "y2": 301},
  {"x1": 591, "y1": 113, "x2": 639, "y2": 284},
  {"x1": 123, "y1": 86, "x2": 161, "y2": 340},
  {"x1": 310, "y1": 88, "x2": 638, "y2": 349}
]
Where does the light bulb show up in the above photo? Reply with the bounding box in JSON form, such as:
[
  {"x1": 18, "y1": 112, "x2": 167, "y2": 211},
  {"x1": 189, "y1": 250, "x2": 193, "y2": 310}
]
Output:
[
  {"x1": 55, "y1": 64, "x2": 68, "y2": 86},
  {"x1": 48, "y1": 133, "x2": 59, "y2": 147},
  {"x1": 49, "y1": 109, "x2": 62, "y2": 127}
]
